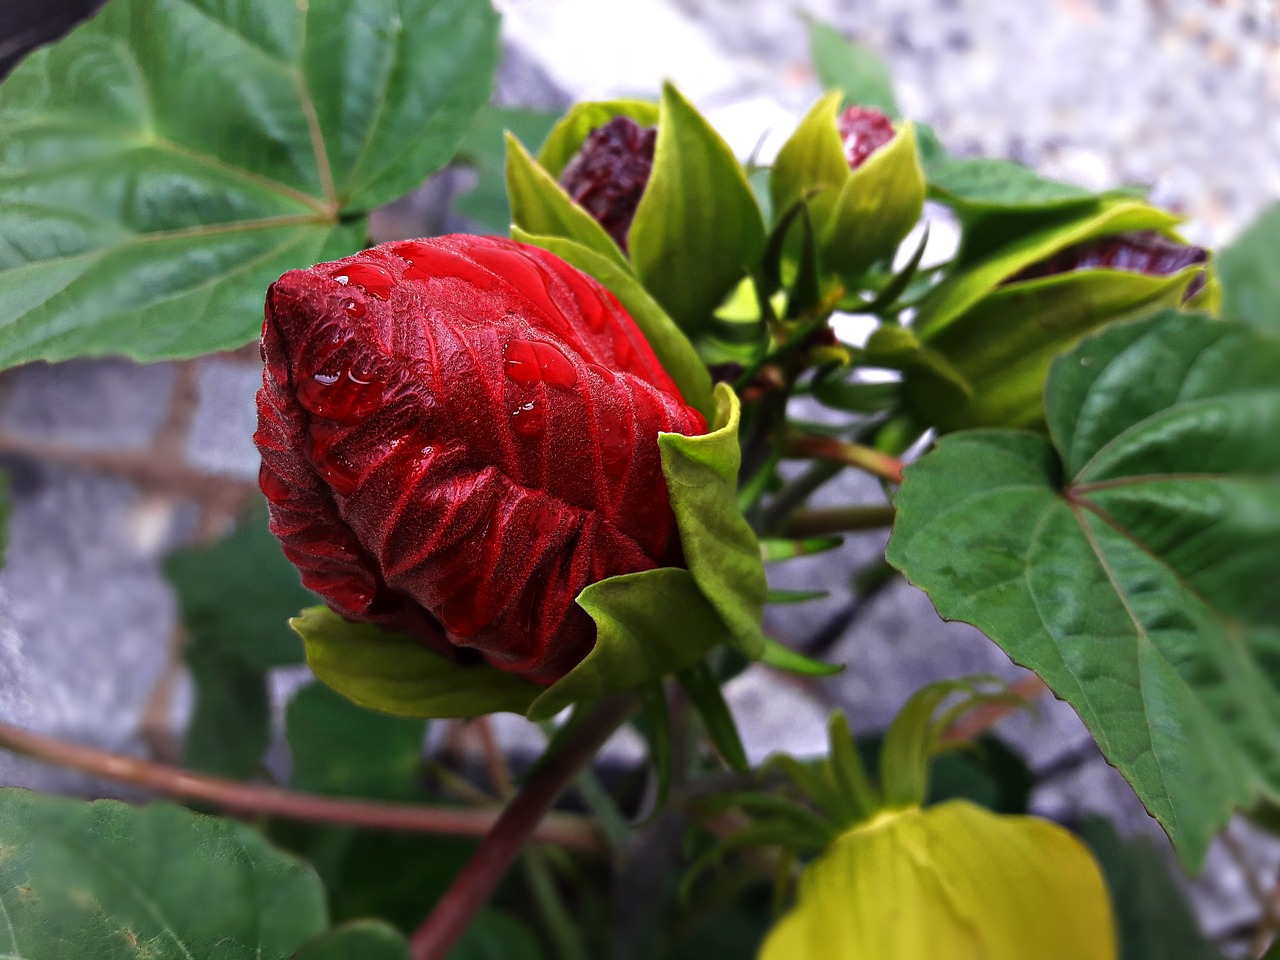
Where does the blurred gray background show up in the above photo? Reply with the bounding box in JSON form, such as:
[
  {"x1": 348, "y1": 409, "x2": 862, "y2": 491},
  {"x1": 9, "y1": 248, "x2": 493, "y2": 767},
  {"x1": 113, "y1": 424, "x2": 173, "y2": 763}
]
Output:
[{"x1": 1, "y1": 0, "x2": 1277, "y2": 954}]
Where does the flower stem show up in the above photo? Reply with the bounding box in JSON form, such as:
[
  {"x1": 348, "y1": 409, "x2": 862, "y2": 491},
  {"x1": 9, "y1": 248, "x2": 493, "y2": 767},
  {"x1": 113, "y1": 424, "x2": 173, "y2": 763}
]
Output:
[
  {"x1": 782, "y1": 504, "x2": 896, "y2": 537},
  {"x1": 0, "y1": 720, "x2": 601, "y2": 851},
  {"x1": 410, "y1": 694, "x2": 638, "y2": 960},
  {"x1": 783, "y1": 433, "x2": 905, "y2": 484}
]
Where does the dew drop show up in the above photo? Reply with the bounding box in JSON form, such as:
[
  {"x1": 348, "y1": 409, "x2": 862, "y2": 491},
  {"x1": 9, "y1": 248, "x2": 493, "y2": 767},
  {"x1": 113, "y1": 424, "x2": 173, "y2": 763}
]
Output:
[
  {"x1": 342, "y1": 298, "x2": 367, "y2": 319},
  {"x1": 587, "y1": 363, "x2": 616, "y2": 384},
  {"x1": 329, "y1": 262, "x2": 396, "y2": 299},
  {"x1": 503, "y1": 339, "x2": 578, "y2": 389},
  {"x1": 510, "y1": 398, "x2": 546, "y2": 437},
  {"x1": 296, "y1": 365, "x2": 385, "y2": 424},
  {"x1": 258, "y1": 463, "x2": 291, "y2": 503},
  {"x1": 438, "y1": 594, "x2": 484, "y2": 636}
]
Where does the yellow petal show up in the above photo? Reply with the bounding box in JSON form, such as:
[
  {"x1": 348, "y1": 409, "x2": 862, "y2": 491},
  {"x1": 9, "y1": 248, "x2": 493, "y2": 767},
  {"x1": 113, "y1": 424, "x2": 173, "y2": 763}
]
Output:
[{"x1": 760, "y1": 801, "x2": 1116, "y2": 960}]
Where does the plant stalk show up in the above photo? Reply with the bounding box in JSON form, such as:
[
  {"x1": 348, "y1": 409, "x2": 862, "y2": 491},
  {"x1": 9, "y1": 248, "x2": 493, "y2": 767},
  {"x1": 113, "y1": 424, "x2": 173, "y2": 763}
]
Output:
[
  {"x1": 410, "y1": 694, "x2": 638, "y2": 960},
  {"x1": 783, "y1": 433, "x2": 905, "y2": 484},
  {"x1": 782, "y1": 504, "x2": 896, "y2": 537},
  {"x1": 0, "y1": 720, "x2": 601, "y2": 851}
]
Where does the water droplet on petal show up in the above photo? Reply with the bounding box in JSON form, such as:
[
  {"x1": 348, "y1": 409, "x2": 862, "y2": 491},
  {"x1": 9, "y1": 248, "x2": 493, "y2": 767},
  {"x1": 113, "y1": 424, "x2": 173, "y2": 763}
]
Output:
[
  {"x1": 503, "y1": 339, "x2": 578, "y2": 388},
  {"x1": 510, "y1": 398, "x2": 546, "y2": 436},
  {"x1": 438, "y1": 594, "x2": 484, "y2": 636},
  {"x1": 343, "y1": 298, "x2": 367, "y2": 319},
  {"x1": 587, "y1": 363, "x2": 616, "y2": 384},
  {"x1": 305, "y1": 423, "x2": 361, "y2": 496},
  {"x1": 329, "y1": 262, "x2": 396, "y2": 299},
  {"x1": 258, "y1": 463, "x2": 291, "y2": 502},
  {"x1": 296, "y1": 365, "x2": 385, "y2": 424}
]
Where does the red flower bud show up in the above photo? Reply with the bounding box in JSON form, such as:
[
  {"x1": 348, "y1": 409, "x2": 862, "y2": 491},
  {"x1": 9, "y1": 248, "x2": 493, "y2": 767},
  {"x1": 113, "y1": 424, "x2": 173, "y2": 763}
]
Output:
[
  {"x1": 1009, "y1": 230, "x2": 1208, "y2": 301},
  {"x1": 836, "y1": 106, "x2": 896, "y2": 170},
  {"x1": 559, "y1": 116, "x2": 657, "y2": 252},
  {"x1": 255, "y1": 235, "x2": 706, "y2": 684}
]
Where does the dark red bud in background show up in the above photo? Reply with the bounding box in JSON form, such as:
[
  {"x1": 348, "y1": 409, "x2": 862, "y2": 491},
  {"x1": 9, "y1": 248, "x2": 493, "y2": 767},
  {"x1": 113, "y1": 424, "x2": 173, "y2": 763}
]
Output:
[
  {"x1": 1009, "y1": 230, "x2": 1209, "y2": 301},
  {"x1": 255, "y1": 235, "x2": 706, "y2": 684},
  {"x1": 559, "y1": 116, "x2": 658, "y2": 252},
  {"x1": 836, "y1": 105, "x2": 896, "y2": 169}
]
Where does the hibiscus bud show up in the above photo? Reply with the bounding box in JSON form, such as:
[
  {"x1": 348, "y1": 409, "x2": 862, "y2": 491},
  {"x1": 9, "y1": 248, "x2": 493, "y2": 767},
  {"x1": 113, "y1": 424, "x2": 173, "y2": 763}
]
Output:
[
  {"x1": 559, "y1": 116, "x2": 658, "y2": 251},
  {"x1": 1010, "y1": 230, "x2": 1209, "y2": 300},
  {"x1": 255, "y1": 235, "x2": 706, "y2": 684},
  {"x1": 836, "y1": 106, "x2": 896, "y2": 169}
]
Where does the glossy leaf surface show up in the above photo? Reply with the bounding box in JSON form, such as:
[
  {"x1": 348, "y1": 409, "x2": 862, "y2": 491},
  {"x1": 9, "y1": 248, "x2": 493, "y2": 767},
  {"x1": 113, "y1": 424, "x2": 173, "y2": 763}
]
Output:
[
  {"x1": 0, "y1": 789, "x2": 329, "y2": 959},
  {"x1": 888, "y1": 312, "x2": 1280, "y2": 864},
  {"x1": 0, "y1": 0, "x2": 497, "y2": 368}
]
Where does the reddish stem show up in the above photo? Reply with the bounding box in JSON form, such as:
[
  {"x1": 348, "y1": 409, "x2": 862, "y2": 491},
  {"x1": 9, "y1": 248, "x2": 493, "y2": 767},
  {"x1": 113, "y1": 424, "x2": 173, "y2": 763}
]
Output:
[
  {"x1": 411, "y1": 694, "x2": 637, "y2": 960},
  {"x1": 784, "y1": 434, "x2": 905, "y2": 485},
  {"x1": 0, "y1": 720, "x2": 601, "y2": 852}
]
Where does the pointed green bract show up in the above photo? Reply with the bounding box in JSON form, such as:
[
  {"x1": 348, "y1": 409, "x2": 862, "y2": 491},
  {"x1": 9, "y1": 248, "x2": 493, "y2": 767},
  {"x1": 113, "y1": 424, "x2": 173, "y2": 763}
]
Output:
[
  {"x1": 0, "y1": 0, "x2": 497, "y2": 369},
  {"x1": 770, "y1": 90, "x2": 849, "y2": 219},
  {"x1": 759, "y1": 636, "x2": 844, "y2": 677},
  {"x1": 294, "y1": 606, "x2": 540, "y2": 719},
  {"x1": 510, "y1": 228, "x2": 714, "y2": 418},
  {"x1": 505, "y1": 133, "x2": 628, "y2": 267},
  {"x1": 660, "y1": 384, "x2": 768, "y2": 658},
  {"x1": 887, "y1": 312, "x2": 1280, "y2": 866},
  {"x1": 0, "y1": 789, "x2": 330, "y2": 958},
  {"x1": 629, "y1": 84, "x2": 766, "y2": 334},
  {"x1": 537, "y1": 99, "x2": 661, "y2": 178}
]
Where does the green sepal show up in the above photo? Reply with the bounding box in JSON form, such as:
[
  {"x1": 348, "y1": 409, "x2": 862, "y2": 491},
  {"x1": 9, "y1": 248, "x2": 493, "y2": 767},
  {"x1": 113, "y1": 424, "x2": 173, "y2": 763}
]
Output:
[
  {"x1": 526, "y1": 568, "x2": 732, "y2": 721},
  {"x1": 770, "y1": 90, "x2": 849, "y2": 222},
  {"x1": 660, "y1": 384, "x2": 768, "y2": 658},
  {"x1": 629, "y1": 83, "x2": 766, "y2": 334},
  {"x1": 510, "y1": 227, "x2": 714, "y2": 419},
  {"x1": 759, "y1": 636, "x2": 844, "y2": 677},
  {"x1": 678, "y1": 659, "x2": 750, "y2": 772},
  {"x1": 913, "y1": 265, "x2": 1203, "y2": 431},
  {"x1": 914, "y1": 197, "x2": 1182, "y2": 340},
  {"x1": 505, "y1": 132, "x2": 627, "y2": 266},
  {"x1": 767, "y1": 589, "x2": 830, "y2": 605},
  {"x1": 292, "y1": 607, "x2": 539, "y2": 719},
  {"x1": 637, "y1": 682, "x2": 674, "y2": 809},
  {"x1": 537, "y1": 99, "x2": 661, "y2": 178},
  {"x1": 759, "y1": 536, "x2": 844, "y2": 561},
  {"x1": 818, "y1": 122, "x2": 926, "y2": 287}
]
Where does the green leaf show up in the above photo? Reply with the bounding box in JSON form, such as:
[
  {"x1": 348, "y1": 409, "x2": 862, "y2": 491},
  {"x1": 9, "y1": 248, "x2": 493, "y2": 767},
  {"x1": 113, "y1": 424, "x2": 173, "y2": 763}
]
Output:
[
  {"x1": 766, "y1": 589, "x2": 829, "y2": 605},
  {"x1": 505, "y1": 133, "x2": 627, "y2": 266},
  {"x1": 660, "y1": 384, "x2": 768, "y2": 658},
  {"x1": 759, "y1": 636, "x2": 844, "y2": 677},
  {"x1": 164, "y1": 502, "x2": 312, "y2": 775},
  {"x1": 887, "y1": 311, "x2": 1280, "y2": 866},
  {"x1": 914, "y1": 198, "x2": 1183, "y2": 340},
  {"x1": 679, "y1": 660, "x2": 749, "y2": 772},
  {"x1": 629, "y1": 83, "x2": 766, "y2": 334},
  {"x1": 292, "y1": 921, "x2": 412, "y2": 960},
  {"x1": 286, "y1": 682, "x2": 426, "y2": 799},
  {"x1": 1218, "y1": 201, "x2": 1280, "y2": 331},
  {"x1": 448, "y1": 909, "x2": 545, "y2": 960},
  {"x1": 769, "y1": 90, "x2": 849, "y2": 220},
  {"x1": 526, "y1": 568, "x2": 732, "y2": 721},
  {"x1": 637, "y1": 682, "x2": 674, "y2": 809},
  {"x1": 911, "y1": 266, "x2": 1201, "y2": 431},
  {"x1": 806, "y1": 20, "x2": 899, "y2": 117},
  {"x1": 454, "y1": 107, "x2": 561, "y2": 232},
  {"x1": 294, "y1": 606, "x2": 540, "y2": 719},
  {"x1": 0, "y1": 0, "x2": 497, "y2": 369},
  {"x1": 819, "y1": 123, "x2": 925, "y2": 285},
  {"x1": 759, "y1": 536, "x2": 843, "y2": 561},
  {"x1": 928, "y1": 157, "x2": 1097, "y2": 215},
  {"x1": 0, "y1": 788, "x2": 329, "y2": 958},
  {"x1": 509, "y1": 228, "x2": 713, "y2": 419},
  {"x1": 864, "y1": 324, "x2": 969, "y2": 408},
  {"x1": 537, "y1": 99, "x2": 660, "y2": 179},
  {"x1": 1078, "y1": 818, "x2": 1221, "y2": 960}
]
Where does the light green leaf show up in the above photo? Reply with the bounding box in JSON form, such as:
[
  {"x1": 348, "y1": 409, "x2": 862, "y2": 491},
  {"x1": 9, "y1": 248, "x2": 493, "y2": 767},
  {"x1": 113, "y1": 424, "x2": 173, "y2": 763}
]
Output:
[
  {"x1": 454, "y1": 107, "x2": 561, "y2": 232},
  {"x1": 927, "y1": 157, "x2": 1097, "y2": 215},
  {"x1": 678, "y1": 659, "x2": 749, "y2": 771},
  {"x1": 864, "y1": 324, "x2": 969, "y2": 408},
  {"x1": 509, "y1": 229, "x2": 713, "y2": 418},
  {"x1": 759, "y1": 536, "x2": 844, "y2": 561},
  {"x1": 505, "y1": 133, "x2": 627, "y2": 266},
  {"x1": 629, "y1": 83, "x2": 766, "y2": 334},
  {"x1": 0, "y1": 0, "x2": 497, "y2": 369},
  {"x1": 770, "y1": 90, "x2": 849, "y2": 220},
  {"x1": 806, "y1": 20, "x2": 899, "y2": 117},
  {"x1": 0, "y1": 788, "x2": 329, "y2": 959},
  {"x1": 537, "y1": 99, "x2": 660, "y2": 179},
  {"x1": 526, "y1": 568, "x2": 731, "y2": 721},
  {"x1": 914, "y1": 198, "x2": 1182, "y2": 340},
  {"x1": 292, "y1": 922, "x2": 412, "y2": 960},
  {"x1": 660, "y1": 384, "x2": 768, "y2": 658},
  {"x1": 294, "y1": 606, "x2": 540, "y2": 719},
  {"x1": 760, "y1": 637, "x2": 844, "y2": 677},
  {"x1": 286, "y1": 682, "x2": 426, "y2": 799},
  {"x1": 819, "y1": 123, "x2": 925, "y2": 285},
  {"x1": 911, "y1": 266, "x2": 1201, "y2": 431},
  {"x1": 1218, "y1": 201, "x2": 1280, "y2": 331},
  {"x1": 887, "y1": 311, "x2": 1280, "y2": 865}
]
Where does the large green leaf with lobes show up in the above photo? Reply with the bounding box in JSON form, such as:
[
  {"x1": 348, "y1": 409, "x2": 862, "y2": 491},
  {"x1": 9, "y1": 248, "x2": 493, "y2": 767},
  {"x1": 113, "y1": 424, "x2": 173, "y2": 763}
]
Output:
[
  {"x1": 0, "y1": 0, "x2": 498, "y2": 369},
  {"x1": 888, "y1": 311, "x2": 1280, "y2": 865}
]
